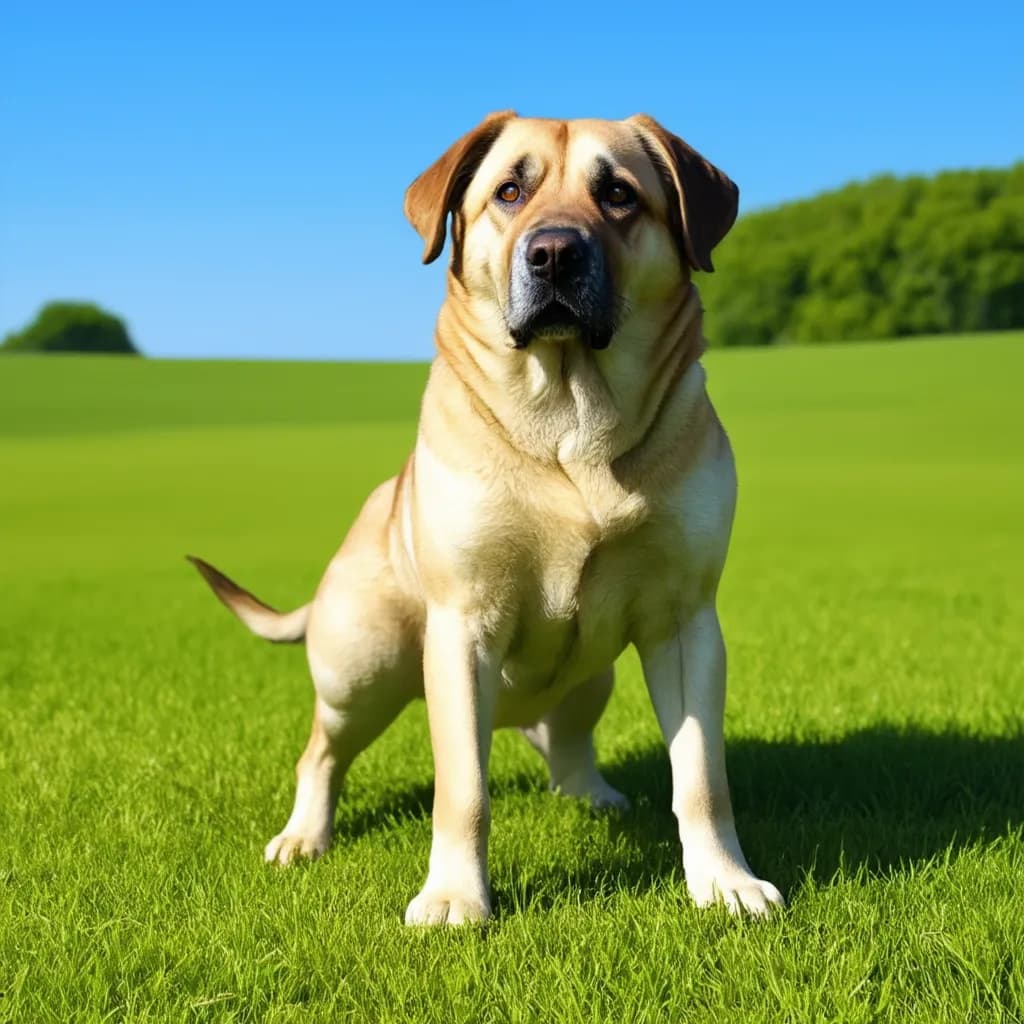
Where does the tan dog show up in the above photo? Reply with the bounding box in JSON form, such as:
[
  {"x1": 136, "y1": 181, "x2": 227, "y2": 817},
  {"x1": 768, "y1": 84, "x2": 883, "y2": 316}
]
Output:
[{"x1": 190, "y1": 112, "x2": 784, "y2": 924}]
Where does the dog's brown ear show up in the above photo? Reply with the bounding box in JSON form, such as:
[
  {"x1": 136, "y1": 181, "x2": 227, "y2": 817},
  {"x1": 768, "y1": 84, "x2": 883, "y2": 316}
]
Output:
[
  {"x1": 629, "y1": 114, "x2": 738, "y2": 273},
  {"x1": 404, "y1": 110, "x2": 517, "y2": 265}
]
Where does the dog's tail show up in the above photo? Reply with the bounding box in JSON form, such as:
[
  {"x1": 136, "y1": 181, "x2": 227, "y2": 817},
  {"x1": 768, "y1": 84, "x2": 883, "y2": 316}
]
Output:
[{"x1": 186, "y1": 555, "x2": 309, "y2": 643}]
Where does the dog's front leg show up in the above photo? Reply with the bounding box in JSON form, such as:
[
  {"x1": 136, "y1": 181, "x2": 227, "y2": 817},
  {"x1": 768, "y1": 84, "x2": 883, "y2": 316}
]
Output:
[
  {"x1": 639, "y1": 604, "x2": 784, "y2": 916},
  {"x1": 405, "y1": 607, "x2": 498, "y2": 926}
]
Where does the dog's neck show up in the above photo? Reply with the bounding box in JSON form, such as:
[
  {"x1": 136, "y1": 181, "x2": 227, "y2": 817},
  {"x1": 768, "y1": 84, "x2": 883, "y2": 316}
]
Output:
[{"x1": 431, "y1": 277, "x2": 708, "y2": 470}]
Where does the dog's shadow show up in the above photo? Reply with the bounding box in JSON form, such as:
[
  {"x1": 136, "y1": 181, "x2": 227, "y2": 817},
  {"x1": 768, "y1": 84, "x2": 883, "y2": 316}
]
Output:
[{"x1": 333, "y1": 726, "x2": 1024, "y2": 906}]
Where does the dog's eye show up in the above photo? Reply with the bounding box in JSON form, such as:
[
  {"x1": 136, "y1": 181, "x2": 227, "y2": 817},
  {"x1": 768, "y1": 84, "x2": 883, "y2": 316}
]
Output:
[
  {"x1": 602, "y1": 181, "x2": 637, "y2": 208},
  {"x1": 496, "y1": 181, "x2": 521, "y2": 204}
]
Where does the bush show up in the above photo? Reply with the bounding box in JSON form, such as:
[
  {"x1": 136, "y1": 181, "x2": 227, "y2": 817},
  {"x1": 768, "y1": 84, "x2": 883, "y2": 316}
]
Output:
[
  {"x1": 699, "y1": 163, "x2": 1024, "y2": 345},
  {"x1": 1, "y1": 302, "x2": 140, "y2": 355}
]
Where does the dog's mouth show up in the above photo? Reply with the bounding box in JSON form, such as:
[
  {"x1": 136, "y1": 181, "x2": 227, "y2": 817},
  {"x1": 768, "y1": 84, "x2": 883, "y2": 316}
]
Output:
[
  {"x1": 526, "y1": 301, "x2": 584, "y2": 336},
  {"x1": 509, "y1": 300, "x2": 612, "y2": 351}
]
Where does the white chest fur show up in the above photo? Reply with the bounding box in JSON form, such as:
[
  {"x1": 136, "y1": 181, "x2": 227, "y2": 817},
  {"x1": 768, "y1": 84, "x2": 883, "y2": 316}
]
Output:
[
  {"x1": 411, "y1": 346, "x2": 735, "y2": 726},
  {"x1": 413, "y1": 435, "x2": 732, "y2": 727}
]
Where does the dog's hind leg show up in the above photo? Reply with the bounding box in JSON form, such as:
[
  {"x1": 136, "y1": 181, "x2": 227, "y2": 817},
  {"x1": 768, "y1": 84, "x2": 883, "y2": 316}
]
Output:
[
  {"x1": 264, "y1": 672, "x2": 415, "y2": 865},
  {"x1": 264, "y1": 563, "x2": 423, "y2": 865},
  {"x1": 264, "y1": 699, "x2": 348, "y2": 865},
  {"x1": 262, "y1": 473, "x2": 426, "y2": 866},
  {"x1": 520, "y1": 668, "x2": 630, "y2": 811}
]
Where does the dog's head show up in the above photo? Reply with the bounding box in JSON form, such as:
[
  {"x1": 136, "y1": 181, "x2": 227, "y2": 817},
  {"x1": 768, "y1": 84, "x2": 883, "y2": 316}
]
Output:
[{"x1": 405, "y1": 113, "x2": 737, "y2": 351}]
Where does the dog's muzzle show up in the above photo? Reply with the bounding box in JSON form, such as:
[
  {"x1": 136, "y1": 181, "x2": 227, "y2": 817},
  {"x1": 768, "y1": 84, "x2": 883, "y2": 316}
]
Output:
[{"x1": 505, "y1": 227, "x2": 616, "y2": 350}]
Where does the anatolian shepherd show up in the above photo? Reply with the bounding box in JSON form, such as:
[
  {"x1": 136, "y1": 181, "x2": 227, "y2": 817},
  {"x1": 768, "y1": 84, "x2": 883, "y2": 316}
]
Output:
[{"x1": 191, "y1": 112, "x2": 784, "y2": 925}]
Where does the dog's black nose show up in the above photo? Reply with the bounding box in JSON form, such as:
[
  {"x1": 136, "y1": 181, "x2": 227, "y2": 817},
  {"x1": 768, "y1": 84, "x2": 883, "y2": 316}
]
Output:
[{"x1": 525, "y1": 228, "x2": 588, "y2": 285}]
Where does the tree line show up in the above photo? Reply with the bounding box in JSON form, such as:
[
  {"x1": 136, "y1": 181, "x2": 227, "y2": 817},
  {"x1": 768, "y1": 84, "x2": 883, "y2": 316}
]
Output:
[{"x1": 699, "y1": 162, "x2": 1024, "y2": 346}]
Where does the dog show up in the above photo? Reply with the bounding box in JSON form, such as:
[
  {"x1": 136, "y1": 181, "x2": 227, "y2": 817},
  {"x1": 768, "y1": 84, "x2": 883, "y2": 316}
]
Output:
[{"x1": 190, "y1": 112, "x2": 784, "y2": 925}]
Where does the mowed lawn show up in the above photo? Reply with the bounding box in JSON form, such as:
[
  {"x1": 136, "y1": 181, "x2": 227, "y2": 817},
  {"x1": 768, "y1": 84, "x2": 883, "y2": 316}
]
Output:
[{"x1": 1, "y1": 333, "x2": 1022, "y2": 1023}]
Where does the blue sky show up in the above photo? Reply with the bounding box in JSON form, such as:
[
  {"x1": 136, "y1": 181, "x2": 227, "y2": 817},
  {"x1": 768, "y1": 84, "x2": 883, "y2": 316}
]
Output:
[{"x1": 2, "y1": 1, "x2": 1022, "y2": 360}]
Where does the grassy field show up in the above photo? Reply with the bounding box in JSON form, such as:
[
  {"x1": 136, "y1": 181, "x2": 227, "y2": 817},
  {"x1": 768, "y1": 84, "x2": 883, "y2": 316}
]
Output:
[{"x1": 2, "y1": 332, "x2": 1023, "y2": 1022}]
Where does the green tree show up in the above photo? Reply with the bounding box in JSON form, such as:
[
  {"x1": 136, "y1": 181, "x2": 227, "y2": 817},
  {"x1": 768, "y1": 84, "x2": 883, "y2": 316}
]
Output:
[
  {"x1": 1, "y1": 302, "x2": 140, "y2": 354},
  {"x1": 699, "y1": 163, "x2": 1024, "y2": 345}
]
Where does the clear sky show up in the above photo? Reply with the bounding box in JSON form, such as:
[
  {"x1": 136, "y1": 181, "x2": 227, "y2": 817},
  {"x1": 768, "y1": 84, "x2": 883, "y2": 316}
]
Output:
[{"x1": 2, "y1": 1, "x2": 1022, "y2": 360}]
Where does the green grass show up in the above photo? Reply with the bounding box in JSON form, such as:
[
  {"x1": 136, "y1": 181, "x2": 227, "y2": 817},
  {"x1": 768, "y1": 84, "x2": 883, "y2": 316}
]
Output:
[{"x1": 2, "y1": 332, "x2": 1023, "y2": 1023}]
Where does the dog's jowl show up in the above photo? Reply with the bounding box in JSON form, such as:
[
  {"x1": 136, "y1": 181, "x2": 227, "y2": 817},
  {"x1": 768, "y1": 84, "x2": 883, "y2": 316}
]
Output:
[{"x1": 191, "y1": 113, "x2": 784, "y2": 925}]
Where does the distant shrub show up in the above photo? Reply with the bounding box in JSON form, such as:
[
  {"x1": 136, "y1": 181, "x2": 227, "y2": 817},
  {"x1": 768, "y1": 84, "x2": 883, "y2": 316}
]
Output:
[
  {"x1": 699, "y1": 163, "x2": 1024, "y2": 345},
  {"x1": 1, "y1": 302, "x2": 140, "y2": 355}
]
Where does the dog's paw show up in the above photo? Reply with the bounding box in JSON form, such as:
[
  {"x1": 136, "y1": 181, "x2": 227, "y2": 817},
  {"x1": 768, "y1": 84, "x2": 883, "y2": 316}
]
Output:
[
  {"x1": 404, "y1": 887, "x2": 491, "y2": 927},
  {"x1": 264, "y1": 829, "x2": 330, "y2": 866},
  {"x1": 685, "y1": 862, "x2": 784, "y2": 917},
  {"x1": 554, "y1": 772, "x2": 631, "y2": 812},
  {"x1": 586, "y1": 779, "x2": 632, "y2": 812}
]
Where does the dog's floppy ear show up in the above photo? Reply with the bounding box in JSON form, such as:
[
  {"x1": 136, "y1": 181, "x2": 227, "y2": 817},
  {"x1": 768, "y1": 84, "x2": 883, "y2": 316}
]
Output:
[
  {"x1": 404, "y1": 110, "x2": 517, "y2": 265},
  {"x1": 628, "y1": 114, "x2": 738, "y2": 273}
]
